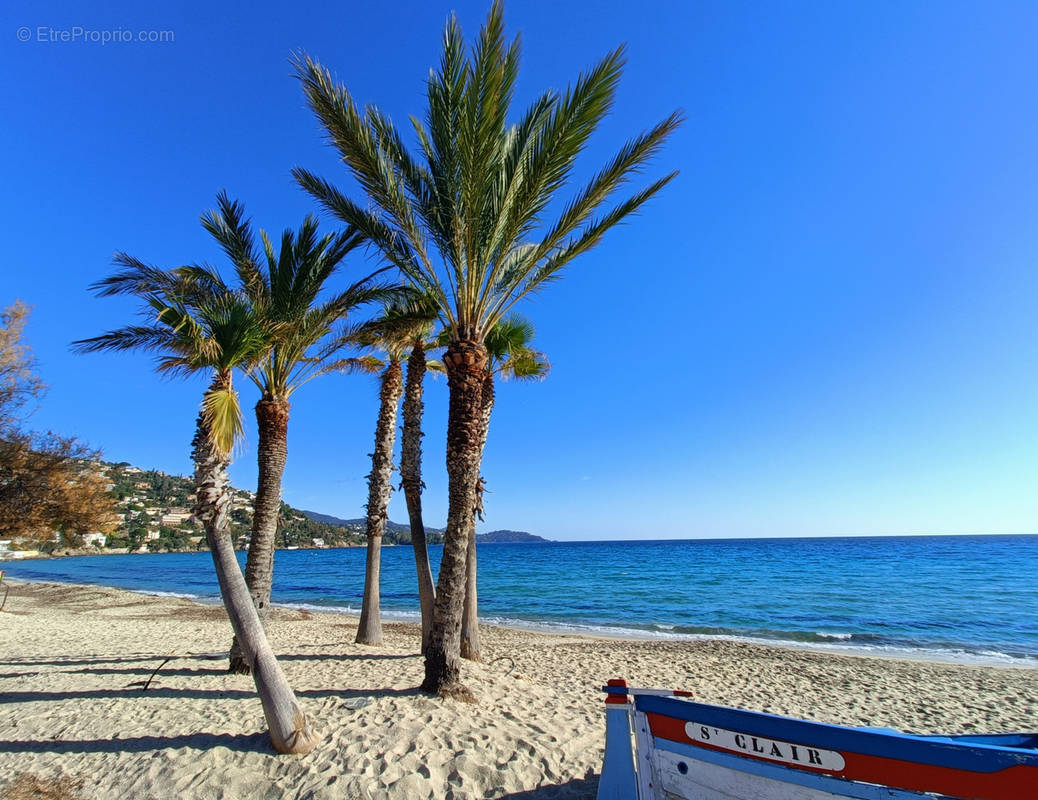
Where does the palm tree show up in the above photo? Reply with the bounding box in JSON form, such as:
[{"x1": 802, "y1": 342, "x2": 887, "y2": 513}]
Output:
[
  {"x1": 353, "y1": 301, "x2": 438, "y2": 645},
  {"x1": 196, "y1": 193, "x2": 387, "y2": 672},
  {"x1": 73, "y1": 268, "x2": 319, "y2": 754},
  {"x1": 460, "y1": 315, "x2": 548, "y2": 662},
  {"x1": 293, "y1": 1, "x2": 680, "y2": 696},
  {"x1": 398, "y1": 313, "x2": 442, "y2": 655}
]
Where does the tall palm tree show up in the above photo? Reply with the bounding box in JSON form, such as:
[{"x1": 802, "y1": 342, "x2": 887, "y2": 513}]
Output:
[
  {"x1": 196, "y1": 193, "x2": 387, "y2": 673},
  {"x1": 293, "y1": 0, "x2": 680, "y2": 695},
  {"x1": 460, "y1": 315, "x2": 548, "y2": 662},
  {"x1": 73, "y1": 269, "x2": 319, "y2": 754},
  {"x1": 353, "y1": 302, "x2": 438, "y2": 645}
]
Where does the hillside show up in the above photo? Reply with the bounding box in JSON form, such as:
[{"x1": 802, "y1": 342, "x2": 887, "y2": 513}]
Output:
[
  {"x1": 298, "y1": 511, "x2": 429, "y2": 540},
  {"x1": 6, "y1": 460, "x2": 547, "y2": 556},
  {"x1": 300, "y1": 511, "x2": 549, "y2": 544},
  {"x1": 77, "y1": 463, "x2": 364, "y2": 554}
]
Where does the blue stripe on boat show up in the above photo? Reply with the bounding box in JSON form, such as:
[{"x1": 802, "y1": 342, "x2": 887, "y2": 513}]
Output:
[{"x1": 634, "y1": 694, "x2": 1038, "y2": 773}]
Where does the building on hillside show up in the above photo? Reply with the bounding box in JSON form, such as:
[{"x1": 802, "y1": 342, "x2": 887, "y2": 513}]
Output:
[
  {"x1": 160, "y1": 510, "x2": 193, "y2": 526},
  {"x1": 82, "y1": 533, "x2": 107, "y2": 547}
]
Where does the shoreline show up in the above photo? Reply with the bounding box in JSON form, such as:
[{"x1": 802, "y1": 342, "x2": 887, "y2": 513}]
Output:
[
  {"x1": 2, "y1": 580, "x2": 1037, "y2": 798},
  {"x1": 4, "y1": 573, "x2": 1035, "y2": 670}
]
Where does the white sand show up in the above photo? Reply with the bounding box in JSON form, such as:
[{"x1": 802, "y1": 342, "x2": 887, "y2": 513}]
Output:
[{"x1": 1, "y1": 580, "x2": 1036, "y2": 799}]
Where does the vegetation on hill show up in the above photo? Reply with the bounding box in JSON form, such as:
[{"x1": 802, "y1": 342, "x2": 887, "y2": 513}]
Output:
[
  {"x1": 98, "y1": 464, "x2": 364, "y2": 553},
  {"x1": 2, "y1": 449, "x2": 546, "y2": 555}
]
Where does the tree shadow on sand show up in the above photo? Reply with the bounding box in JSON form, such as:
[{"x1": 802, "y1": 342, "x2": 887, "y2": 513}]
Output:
[
  {"x1": 0, "y1": 685, "x2": 421, "y2": 704},
  {"x1": 0, "y1": 650, "x2": 417, "y2": 670},
  {"x1": 497, "y1": 775, "x2": 599, "y2": 799},
  {"x1": 277, "y1": 651, "x2": 417, "y2": 662},
  {"x1": 0, "y1": 654, "x2": 177, "y2": 667},
  {"x1": 0, "y1": 731, "x2": 273, "y2": 755}
]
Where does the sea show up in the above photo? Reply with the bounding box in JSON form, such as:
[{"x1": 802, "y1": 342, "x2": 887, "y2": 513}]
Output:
[{"x1": 4, "y1": 535, "x2": 1037, "y2": 667}]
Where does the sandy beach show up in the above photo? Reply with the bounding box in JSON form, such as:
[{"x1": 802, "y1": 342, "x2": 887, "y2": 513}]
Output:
[{"x1": 1, "y1": 580, "x2": 1036, "y2": 799}]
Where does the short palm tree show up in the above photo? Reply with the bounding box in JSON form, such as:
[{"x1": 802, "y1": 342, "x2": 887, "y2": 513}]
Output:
[
  {"x1": 73, "y1": 267, "x2": 319, "y2": 754},
  {"x1": 294, "y1": 0, "x2": 680, "y2": 695},
  {"x1": 460, "y1": 315, "x2": 549, "y2": 662},
  {"x1": 196, "y1": 193, "x2": 386, "y2": 672},
  {"x1": 352, "y1": 300, "x2": 438, "y2": 645}
]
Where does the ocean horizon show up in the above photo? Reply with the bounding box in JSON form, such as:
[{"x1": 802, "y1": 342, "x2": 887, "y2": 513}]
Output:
[{"x1": 4, "y1": 534, "x2": 1037, "y2": 668}]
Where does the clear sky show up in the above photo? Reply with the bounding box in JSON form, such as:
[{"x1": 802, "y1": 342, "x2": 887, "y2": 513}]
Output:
[{"x1": 4, "y1": 0, "x2": 1038, "y2": 540}]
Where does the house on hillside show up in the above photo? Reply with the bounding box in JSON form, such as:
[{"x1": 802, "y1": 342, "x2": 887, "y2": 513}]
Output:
[{"x1": 160, "y1": 509, "x2": 193, "y2": 526}]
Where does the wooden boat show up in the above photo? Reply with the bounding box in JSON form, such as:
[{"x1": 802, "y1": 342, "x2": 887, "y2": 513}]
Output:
[{"x1": 597, "y1": 679, "x2": 1038, "y2": 799}]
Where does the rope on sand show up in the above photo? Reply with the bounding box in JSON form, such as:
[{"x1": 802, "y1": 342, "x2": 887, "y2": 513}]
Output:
[{"x1": 489, "y1": 656, "x2": 515, "y2": 674}]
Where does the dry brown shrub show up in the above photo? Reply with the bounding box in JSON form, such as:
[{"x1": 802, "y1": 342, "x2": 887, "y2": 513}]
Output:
[{"x1": 1, "y1": 772, "x2": 84, "y2": 800}]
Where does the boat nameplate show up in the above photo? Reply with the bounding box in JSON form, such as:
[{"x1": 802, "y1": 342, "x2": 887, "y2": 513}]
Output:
[{"x1": 684, "y1": 722, "x2": 847, "y2": 772}]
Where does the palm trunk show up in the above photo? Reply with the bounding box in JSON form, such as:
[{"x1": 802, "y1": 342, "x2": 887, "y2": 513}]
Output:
[
  {"x1": 460, "y1": 371, "x2": 494, "y2": 662},
  {"x1": 421, "y1": 339, "x2": 487, "y2": 698},
  {"x1": 356, "y1": 361, "x2": 404, "y2": 645},
  {"x1": 400, "y1": 341, "x2": 435, "y2": 654},
  {"x1": 192, "y1": 373, "x2": 317, "y2": 754},
  {"x1": 459, "y1": 529, "x2": 479, "y2": 660},
  {"x1": 230, "y1": 396, "x2": 290, "y2": 674}
]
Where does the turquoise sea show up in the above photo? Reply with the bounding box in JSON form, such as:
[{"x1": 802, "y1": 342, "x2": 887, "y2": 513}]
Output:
[{"x1": 4, "y1": 535, "x2": 1037, "y2": 666}]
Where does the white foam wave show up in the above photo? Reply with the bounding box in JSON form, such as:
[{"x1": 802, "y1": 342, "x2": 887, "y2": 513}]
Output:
[
  {"x1": 141, "y1": 589, "x2": 203, "y2": 601},
  {"x1": 473, "y1": 616, "x2": 1038, "y2": 668},
  {"x1": 278, "y1": 601, "x2": 359, "y2": 616}
]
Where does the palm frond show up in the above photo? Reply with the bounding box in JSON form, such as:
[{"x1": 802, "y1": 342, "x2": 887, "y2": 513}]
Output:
[
  {"x1": 71, "y1": 325, "x2": 182, "y2": 356},
  {"x1": 200, "y1": 192, "x2": 267, "y2": 301},
  {"x1": 318, "y1": 355, "x2": 385, "y2": 377},
  {"x1": 499, "y1": 347, "x2": 550, "y2": 381},
  {"x1": 202, "y1": 382, "x2": 244, "y2": 456},
  {"x1": 90, "y1": 254, "x2": 188, "y2": 299}
]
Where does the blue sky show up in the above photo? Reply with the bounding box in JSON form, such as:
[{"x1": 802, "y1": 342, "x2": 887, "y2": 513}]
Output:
[{"x1": 4, "y1": 0, "x2": 1038, "y2": 540}]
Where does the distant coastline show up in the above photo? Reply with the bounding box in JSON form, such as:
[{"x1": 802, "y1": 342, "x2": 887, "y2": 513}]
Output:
[{"x1": 3, "y1": 531, "x2": 551, "y2": 562}]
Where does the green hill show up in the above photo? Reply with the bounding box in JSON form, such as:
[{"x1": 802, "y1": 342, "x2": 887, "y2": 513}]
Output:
[
  {"x1": 39, "y1": 461, "x2": 547, "y2": 554},
  {"x1": 99, "y1": 463, "x2": 363, "y2": 553}
]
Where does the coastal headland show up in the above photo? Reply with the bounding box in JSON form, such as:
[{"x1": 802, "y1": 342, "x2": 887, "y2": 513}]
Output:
[{"x1": 1, "y1": 580, "x2": 1035, "y2": 799}]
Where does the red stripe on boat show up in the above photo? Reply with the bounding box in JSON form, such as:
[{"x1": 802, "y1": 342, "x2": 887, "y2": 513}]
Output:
[{"x1": 605, "y1": 678, "x2": 630, "y2": 705}]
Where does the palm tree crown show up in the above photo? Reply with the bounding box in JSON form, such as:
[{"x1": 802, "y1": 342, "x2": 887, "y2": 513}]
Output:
[
  {"x1": 293, "y1": 0, "x2": 681, "y2": 346},
  {"x1": 73, "y1": 273, "x2": 267, "y2": 455},
  {"x1": 198, "y1": 191, "x2": 386, "y2": 402}
]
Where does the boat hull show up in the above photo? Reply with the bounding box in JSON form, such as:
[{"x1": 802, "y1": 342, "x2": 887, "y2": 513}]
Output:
[{"x1": 597, "y1": 681, "x2": 1038, "y2": 800}]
